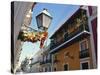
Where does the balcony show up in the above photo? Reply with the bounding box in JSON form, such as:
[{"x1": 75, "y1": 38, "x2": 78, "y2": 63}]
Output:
[
  {"x1": 50, "y1": 40, "x2": 63, "y2": 50},
  {"x1": 46, "y1": 59, "x2": 51, "y2": 63},
  {"x1": 40, "y1": 59, "x2": 51, "y2": 65},
  {"x1": 64, "y1": 24, "x2": 89, "y2": 41},
  {"x1": 50, "y1": 24, "x2": 90, "y2": 50},
  {"x1": 79, "y1": 49, "x2": 90, "y2": 58}
]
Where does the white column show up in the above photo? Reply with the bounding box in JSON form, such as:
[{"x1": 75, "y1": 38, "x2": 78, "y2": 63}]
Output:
[{"x1": 85, "y1": 6, "x2": 97, "y2": 68}]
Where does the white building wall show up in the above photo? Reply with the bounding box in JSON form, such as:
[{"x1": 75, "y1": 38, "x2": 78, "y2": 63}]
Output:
[{"x1": 13, "y1": 1, "x2": 34, "y2": 73}]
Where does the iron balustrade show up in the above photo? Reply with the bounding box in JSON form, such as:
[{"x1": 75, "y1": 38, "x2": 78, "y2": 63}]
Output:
[
  {"x1": 79, "y1": 49, "x2": 90, "y2": 58},
  {"x1": 50, "y1": 24, "x2": 89, "y2": 50},
  {"x1": 40, "y1": 59, "x2": 51, "y2": 65},
  {"x1": 46, "y1": 59, "x2": 51, "y2": 63}
]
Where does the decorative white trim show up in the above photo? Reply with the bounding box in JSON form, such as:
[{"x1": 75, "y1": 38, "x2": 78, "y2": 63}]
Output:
[
  {"x1": 80, "y1": 57, "x2": 90, "y2": 61},
  {"x1": 80, "y1": 60, "x2": 90, "y2": 70},
  {"x1": 79, "y1": 39, "x2": 88, "y2": 51},
  {"x1": 50, "y1": 31, "x2": 90, "y2": 53}
]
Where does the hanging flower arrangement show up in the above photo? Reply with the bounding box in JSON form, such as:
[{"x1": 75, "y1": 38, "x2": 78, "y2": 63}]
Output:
[{"x1": 17, "y1": 30, "x2": 48, "y2": 48}]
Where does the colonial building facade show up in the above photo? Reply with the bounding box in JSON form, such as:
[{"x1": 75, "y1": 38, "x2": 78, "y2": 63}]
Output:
[
  {"x1": 39, "y1": 45, "x2": 52, "y2": 72},
  {"x1": 49, "y1": 6, "x2": 97, "y2": 71},
  {"x1": 29, "y1": 45, "x2": 51, "y2": 72},
  {"x1": 19, "y1": 5, "x2": 97, "y2": 73}
]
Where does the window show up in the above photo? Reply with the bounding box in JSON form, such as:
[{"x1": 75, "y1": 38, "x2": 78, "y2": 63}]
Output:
[
  {"x1": 48, "y1": 67, "x2": 51, "y2": 71},
  {"x1": 80, "y1": 61, "x2": 90, "y2": 69},
  {"x1": 54, "y1": 67, "x2": 56, "y2": 71},
  {"x1": 64, "y1": 64, "x2": 69, "y2": 71},
  {"x1": 80, "y1": 40, "x2": 88, "y2": 51},
  {"x1": 45, "y1": 68, "x2": 47, "y2": 72}
]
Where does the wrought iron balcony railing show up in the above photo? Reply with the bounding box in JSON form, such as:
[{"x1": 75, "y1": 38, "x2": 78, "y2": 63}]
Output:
[
  {"x1": 50, "y1": 24, "x2": 89, "y2": 50},
  {"x1": 79, "y1": 49, "x2": 90, "y2": 58},
  {"x1": 64, "y1": 24, "x2": 89, "y2": 41},
  {"x1": 40, "y1": 59, "x2": 51, "y2": 65},
  {"x1": 46, "y1": 59, "x2": 51, "y2": 63}
]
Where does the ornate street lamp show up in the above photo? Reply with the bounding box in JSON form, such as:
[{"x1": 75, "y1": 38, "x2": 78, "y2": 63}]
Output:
[
  {"x1": 36, "y1": 8, "x2": 52, "y2": 31},
  {"x1": 18, "y1": 8, "x2": 52, "y2": 48}
]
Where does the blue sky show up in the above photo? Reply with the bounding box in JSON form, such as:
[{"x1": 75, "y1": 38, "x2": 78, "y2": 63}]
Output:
[{"x1": 19, "y1": 3, "x2": 80, "y2": 61}]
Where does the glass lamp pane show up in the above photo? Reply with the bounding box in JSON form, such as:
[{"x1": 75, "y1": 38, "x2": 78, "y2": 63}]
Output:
[
  {"x1": 36, "y1": 15, "x2": 43, "y2": 28},
  {"x1": 43, "y1": 14, "x2": 52, "y2": 29}
]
